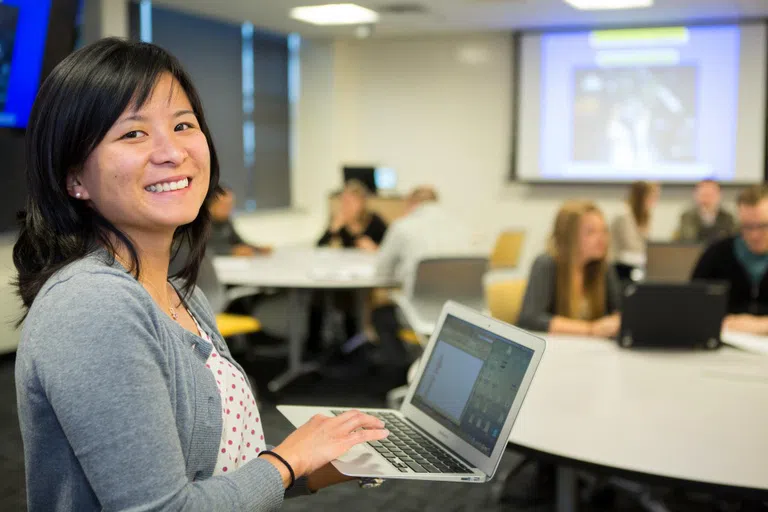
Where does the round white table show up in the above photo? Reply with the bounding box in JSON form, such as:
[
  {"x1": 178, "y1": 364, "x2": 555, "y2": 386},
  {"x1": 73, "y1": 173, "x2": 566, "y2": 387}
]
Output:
[
  {"x1": 214, "y1": 248, "x2": 396, "y2": 391},
  {"x1": 507, "y1": 334, "x2": 768, "y2": 510}
]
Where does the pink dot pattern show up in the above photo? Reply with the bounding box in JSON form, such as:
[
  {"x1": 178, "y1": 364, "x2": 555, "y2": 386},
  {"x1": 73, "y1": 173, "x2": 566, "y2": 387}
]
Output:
[{"x1": 192, "y1": 316, "x2": 266, "y2": 476}]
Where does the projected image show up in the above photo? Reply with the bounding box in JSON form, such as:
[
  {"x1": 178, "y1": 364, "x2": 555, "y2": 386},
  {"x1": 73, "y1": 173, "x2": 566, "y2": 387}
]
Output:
[
  {"x1": 0, "y1": 5, "x2": 19, "y2": 111},
  {"x1": 573, "y1": 66, "x2": 698, "y2": 170},
  {"x1": 527, "y1": 25, "x2": 745, "y2": 182}
]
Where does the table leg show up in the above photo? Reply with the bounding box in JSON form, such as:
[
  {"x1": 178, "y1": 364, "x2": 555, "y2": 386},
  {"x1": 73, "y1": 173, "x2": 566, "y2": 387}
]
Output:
[
  {"x1": 557, "y1": 465, "x2": 578, "y2": 512},
  {"x1": 340, "y1": 288, "x2": 370, "y2": 354},
  {"x1": 268, "y1": 289, "x2": 320, "y2": 392}
]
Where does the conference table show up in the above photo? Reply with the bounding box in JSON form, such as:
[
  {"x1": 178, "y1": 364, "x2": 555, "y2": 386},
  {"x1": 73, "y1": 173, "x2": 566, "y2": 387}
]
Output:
[
  {"x1": 508, "y1": 332, "x2": 768, "y2": 511},
  {"x1": 214, "y1": 248, "x2": 397, "y2": 392}
]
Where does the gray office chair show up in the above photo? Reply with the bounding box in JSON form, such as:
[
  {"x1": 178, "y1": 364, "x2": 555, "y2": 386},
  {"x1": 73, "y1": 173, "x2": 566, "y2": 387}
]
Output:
[
  {"x1": 386, "y1": 256, "x2": 488, "y2": 408},
  {"x1": 393, "y1": 256, "x2": 489, "y2": 340}
]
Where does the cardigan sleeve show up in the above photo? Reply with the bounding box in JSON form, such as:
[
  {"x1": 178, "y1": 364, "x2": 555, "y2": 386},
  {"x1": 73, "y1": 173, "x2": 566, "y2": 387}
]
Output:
[{"x1": 19, "y1": 271, "x2": 289, "y2": 512}]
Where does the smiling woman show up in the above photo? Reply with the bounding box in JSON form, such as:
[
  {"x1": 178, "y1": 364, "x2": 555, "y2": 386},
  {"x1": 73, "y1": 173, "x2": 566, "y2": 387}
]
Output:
[
  {"x1": 15, "y1": 38, "x2": 219, "y2": 309},
  {"x1": 12, "y1": 38, "x2": 388, "y2": 512}
]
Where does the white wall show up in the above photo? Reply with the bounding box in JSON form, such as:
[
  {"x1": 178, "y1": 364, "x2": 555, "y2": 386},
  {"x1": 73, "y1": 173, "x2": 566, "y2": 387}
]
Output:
[
  {"x1": 236, "y1": 33, "x2": 740, "y2": 272},
  {"x1": 82, "y1": 0, "x2": 129, "y2": 45}
]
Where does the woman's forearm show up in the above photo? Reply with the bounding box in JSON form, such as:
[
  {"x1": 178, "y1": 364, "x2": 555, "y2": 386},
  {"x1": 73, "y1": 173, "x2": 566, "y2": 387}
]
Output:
[{"x1": 549, "y1": 316, "x2": 592, "y2": 336}]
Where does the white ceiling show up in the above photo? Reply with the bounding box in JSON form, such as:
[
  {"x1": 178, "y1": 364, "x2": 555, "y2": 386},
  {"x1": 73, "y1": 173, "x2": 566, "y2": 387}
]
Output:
[{"x1": 150, "y1": 0, "x2": 768, "y2": 38}]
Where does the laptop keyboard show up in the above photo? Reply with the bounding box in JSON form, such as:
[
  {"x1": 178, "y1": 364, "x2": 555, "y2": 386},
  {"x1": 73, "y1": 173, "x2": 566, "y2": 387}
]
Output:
[{"x1": 332, "y1": 410, "x2": 472, "y2": 474}]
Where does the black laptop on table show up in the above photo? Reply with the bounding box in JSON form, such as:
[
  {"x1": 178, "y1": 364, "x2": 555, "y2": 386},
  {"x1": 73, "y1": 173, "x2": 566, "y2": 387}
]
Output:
[{"x1": 619, "y1": 282, "x2": 729, "y2": 350}]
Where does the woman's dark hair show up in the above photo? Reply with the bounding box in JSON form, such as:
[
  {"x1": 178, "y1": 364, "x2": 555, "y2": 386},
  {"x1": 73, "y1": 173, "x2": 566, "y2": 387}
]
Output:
[{"x1": 13, "y1": 38, "x2": 221, "y2": 319}]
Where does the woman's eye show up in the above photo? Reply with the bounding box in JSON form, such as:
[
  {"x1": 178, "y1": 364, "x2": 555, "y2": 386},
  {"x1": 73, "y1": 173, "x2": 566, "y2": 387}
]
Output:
[
  {"x1": 121, "y1": 130, "x2": 145, "y2": 140},
  {"x1": 175, "y1": 122, "x2": 194, "y2": 131}
]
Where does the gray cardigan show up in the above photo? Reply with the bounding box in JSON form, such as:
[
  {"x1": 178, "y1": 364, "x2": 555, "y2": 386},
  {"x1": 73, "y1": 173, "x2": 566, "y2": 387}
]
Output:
[
  {"x1": 517, "y1": 253, "x2": 622, "y2": 332},
  {"x1": 16, "y1": 250, "x2": 309, "y2": 511}
]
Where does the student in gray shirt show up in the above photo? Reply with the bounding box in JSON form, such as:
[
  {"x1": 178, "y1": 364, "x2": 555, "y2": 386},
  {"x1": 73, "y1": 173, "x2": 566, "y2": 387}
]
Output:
[
  {"x1": 14, "y1": 38, "x2": 388, "y2": 512},
  {"x1": 518, "y1": 201, "x2": 622, "y2": 337},
  {"x1": 676, "y1": 179, "x2": 736, "y2": 244}
]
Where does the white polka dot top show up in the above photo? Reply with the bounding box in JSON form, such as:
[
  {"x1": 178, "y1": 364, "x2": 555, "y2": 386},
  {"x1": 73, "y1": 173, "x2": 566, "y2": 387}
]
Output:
[{"x1": 192, "y1": 315, "x2": 266, "y2": 475}]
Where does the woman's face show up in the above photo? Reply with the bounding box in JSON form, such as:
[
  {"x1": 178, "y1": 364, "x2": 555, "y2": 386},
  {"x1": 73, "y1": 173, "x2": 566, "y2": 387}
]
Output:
[
  {"x1": 72, "y1": 73, "x2": 210, "y2": 239},
  {"x1": 645, "y1": 185, "x2": 660, "y2": 210},
  {"x1": 578, "y1": 212, "x2": 608, "y2": 263},
  {"x1": 341, "y1": 190, "x2": 364, "y2": 219}
]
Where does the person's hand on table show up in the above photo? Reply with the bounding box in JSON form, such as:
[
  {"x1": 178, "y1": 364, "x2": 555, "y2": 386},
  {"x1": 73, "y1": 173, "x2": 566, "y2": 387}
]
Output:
[
  {"x1": 723, "y1": 314, "x2": 768, "y2": 335},
  {"x1": 231, "y1": 244, "x2": 272, "y2": 257},
  {"x1": 355, "y1": 236, "x2": 378, "y2": 252},
  {"x1": 231, "y1": 244, "x2": 256, "y2": 257},
  {"x1": 590, "y1": 313, "x2": 620, "y2": 338},
  {"x1": 330, "y1": 209, "x2": 348, "y2": 233},
  {"x1": 264, "y1": 410, "x2": 389, "y2": 489}
]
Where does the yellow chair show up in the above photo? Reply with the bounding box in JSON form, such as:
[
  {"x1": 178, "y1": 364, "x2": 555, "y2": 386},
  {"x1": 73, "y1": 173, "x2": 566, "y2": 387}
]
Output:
[
  {"x1": 485, "y1": 279, "x2": 527, "y2": 325},
  {"x1": 398, "y1": 328, "x2": 422, "y2": 346},
  {"x1": 216, "y1": 313, "x2": 261, "y2": 339},
  {"x1": 489, "y1": 231, "x2": 525, "y2": 269}
]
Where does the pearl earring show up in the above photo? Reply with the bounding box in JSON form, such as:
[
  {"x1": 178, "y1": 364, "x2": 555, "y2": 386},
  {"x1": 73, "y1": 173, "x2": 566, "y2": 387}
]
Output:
[{"x1": 75, "y1": 192, "x2": 81, "y2": 199}]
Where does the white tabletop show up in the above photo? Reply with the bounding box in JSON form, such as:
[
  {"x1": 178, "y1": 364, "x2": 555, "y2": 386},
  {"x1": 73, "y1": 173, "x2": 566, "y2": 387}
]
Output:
[
  {"x1": 213, "y1": 247, "x2": 397, "y2": 289},
  {"x1": 509, "y1": 334, "x2": 768, "y2": 492}
]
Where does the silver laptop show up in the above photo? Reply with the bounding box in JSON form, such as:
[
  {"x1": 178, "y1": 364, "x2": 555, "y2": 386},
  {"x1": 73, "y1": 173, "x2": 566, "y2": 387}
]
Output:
[
  {"x1": 645, "y1": 242, "x2": 704, "y2": 283},
  {"x1": 278, "y1": 301, "x2": 546, "y2": 483}
]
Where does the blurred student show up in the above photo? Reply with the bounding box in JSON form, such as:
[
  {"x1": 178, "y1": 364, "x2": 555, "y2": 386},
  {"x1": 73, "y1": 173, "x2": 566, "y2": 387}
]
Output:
[
  {"x1": 310, "y1": 181, "x2": 387, "y2": 353},
  {"x1": 677, "y1": 179, "x2": 736, "y2": 244},
  {"x1": 372, "y1": 186, "x2": 471, "y2": 367},
  {"x1": 318, "y1": 180, "x2": 387, "y2": 251},
  {"x1": 518, "y1": 201, "x2": 621, "y2": 338},
  {"x1": 692, "y1": 185, "x2": 768, "y2": 335},
  {"x1": 376, "y1": 186, "x2": 470, "y2": 280},
  {"x1": 611, "y1": 181, "x2": 660, "y2": 280},
  {"x1": 209, "y1": 185, "x2": 271, "y2": 256}
]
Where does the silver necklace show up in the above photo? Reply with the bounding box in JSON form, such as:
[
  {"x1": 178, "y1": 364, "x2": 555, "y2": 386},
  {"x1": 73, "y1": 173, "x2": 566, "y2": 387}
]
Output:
[{"x1": 114, "y1": 254, "x2": 179, "y2": 322}]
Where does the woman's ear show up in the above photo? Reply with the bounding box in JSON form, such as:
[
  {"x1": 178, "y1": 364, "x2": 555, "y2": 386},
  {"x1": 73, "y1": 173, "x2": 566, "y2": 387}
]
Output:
[{"x1": 66, "y1": 170, "x2": 90, "y2": 200}]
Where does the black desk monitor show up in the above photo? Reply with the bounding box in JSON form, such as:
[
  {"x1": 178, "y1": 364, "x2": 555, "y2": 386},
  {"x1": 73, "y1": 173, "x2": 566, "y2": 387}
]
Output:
[{"x1": 343, "y1": 166, "x2": 377, "y2": 195}]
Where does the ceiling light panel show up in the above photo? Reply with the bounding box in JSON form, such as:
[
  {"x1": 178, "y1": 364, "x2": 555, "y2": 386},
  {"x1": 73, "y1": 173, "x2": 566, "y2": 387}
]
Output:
[
  {"x1": 564, "y1": 0, "x2": 654, "y2": 10},
  {"x1": 290, "y1": 4, "x2": 380, "y2": 25}
]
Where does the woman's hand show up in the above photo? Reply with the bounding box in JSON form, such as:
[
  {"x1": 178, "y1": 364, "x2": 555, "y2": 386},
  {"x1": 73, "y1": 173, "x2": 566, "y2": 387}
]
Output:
[
  {"x1": 270, "y1": 411, "x2": 389, "y2": 480},
  {"x1": 590, "y1": 314, "x2": 620, "y2": 338},
  {"x1": 355, "y1": 236, "x2": 378, "y2": 252},
  {"x1": 231, "y1": 244, "x2": 256, "y2": 257},
  {"x1": 724, "y1": 314, "x2": 768, "y2": 335},
  {"x1": 330, "y1": 210, "x2": 347, "y2": 233}
]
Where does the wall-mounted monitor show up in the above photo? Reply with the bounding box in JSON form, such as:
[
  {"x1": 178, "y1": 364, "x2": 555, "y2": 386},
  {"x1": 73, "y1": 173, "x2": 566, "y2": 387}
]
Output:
[{"x1": 0, "y1": 0, "x2": 56, "y2": 129}]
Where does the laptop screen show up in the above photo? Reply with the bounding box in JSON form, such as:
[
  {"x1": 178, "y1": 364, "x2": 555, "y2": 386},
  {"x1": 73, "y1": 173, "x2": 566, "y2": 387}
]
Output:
[{"x1": 411, "y1": 314, "x2": 534, "y2": 456}]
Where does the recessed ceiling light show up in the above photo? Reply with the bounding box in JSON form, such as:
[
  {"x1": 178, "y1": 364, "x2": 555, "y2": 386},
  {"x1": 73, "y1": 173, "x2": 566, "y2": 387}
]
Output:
[
  {"x1": 290, "y1": 4, "x2": 380, "y2": 26},
  {"x1": 564, "y1": 0, "x2": 654, "y2": 10}
]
